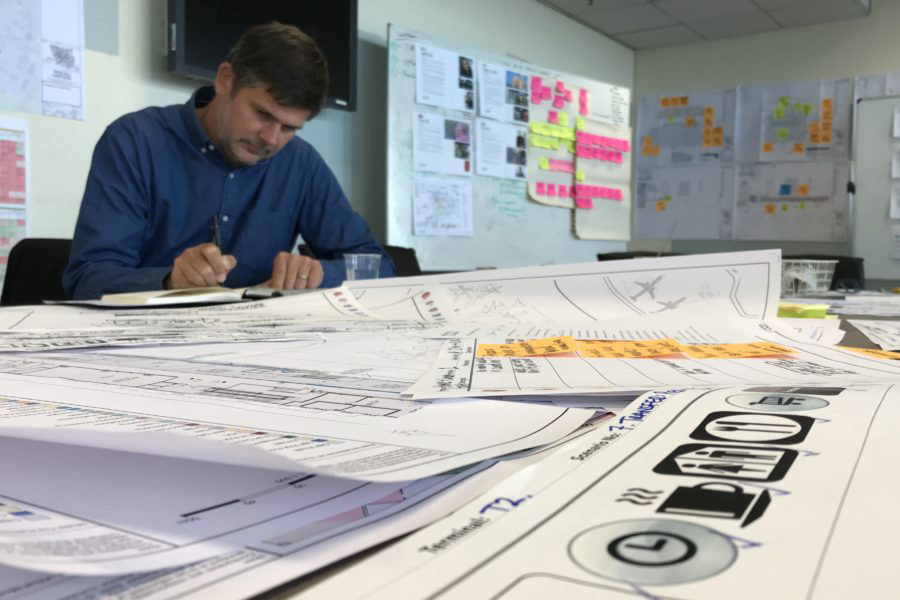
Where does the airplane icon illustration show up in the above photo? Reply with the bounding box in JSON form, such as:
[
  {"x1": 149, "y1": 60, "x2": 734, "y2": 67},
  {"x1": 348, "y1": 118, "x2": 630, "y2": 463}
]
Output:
[
  {"x1": 631, "y1": 275, "x2": 663, "y2": 301},
  {"x1": 653, "y1": 297, "x2": 686, "y2": 312}
]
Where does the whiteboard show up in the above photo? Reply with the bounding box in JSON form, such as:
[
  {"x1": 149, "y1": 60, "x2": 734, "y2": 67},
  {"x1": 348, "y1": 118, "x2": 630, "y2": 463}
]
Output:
[
  {"x1": 852, "y1": 95, "x2": 900, "y2": 280},
  {"x1": 386, "y1": 25, "x2": 632, "y2": 271}
]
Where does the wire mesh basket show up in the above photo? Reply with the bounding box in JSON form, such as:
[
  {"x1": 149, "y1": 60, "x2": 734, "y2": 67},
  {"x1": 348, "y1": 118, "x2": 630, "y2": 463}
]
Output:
[{"x1": 781, "y1": 259, "x2": 838, "y2": 297}]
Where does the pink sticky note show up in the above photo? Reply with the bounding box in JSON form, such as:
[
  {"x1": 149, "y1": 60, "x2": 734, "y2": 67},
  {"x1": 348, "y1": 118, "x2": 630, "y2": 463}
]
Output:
[
  {"x1": 542, "y1": 86, "x2": 552, "y2": 99},
  {"x1": 576, "y1": 146, "x2": 588, "y2": 158},
  {"x1": 564, "y1": 90, "x2": 572, "y2": 102},
  {"x1": 579, "y1": 89, "x2": 587, "y2": 101},
  {"x1": 622, "y1": 140, "x2": 631, "y2": 152},
  {"x1": 532, "y1": 76, "x2": 542, "y2": 89},
  {"x1": 547, "y1": 183, "x2": 556, "y2": 196},
  {"x1": 598, "y1": 187, "x2": 609, "y2": 199},
  {"x1": 536, "y1": 182, "x2": 546, "y2": 195},
  {"x1": 553, "y1": 96, "x2": 565, "y2": 109},
  {"x1": 596, "y1": 149, "x2": 608, "y2": 161},
  {"x1": 575, "y1": 197, "x2": 594, "y2": 209},
  {"x1": 531, "y1": 93, "x2": 541, "y2": 105},
  {"x1": 614, "y1": 152, "x2": 623, "y2": 163},
  {"x1": 556, "y1": 80, "x2": 565, "y2": 92},
  {"x1": 575, "y1": 184, "x2": 585, "y2": 195},
  {"x1": 579, "y1": 104, "x2": 588, "y2": 116},
  {"x1": 576, "y1": 132, "x2": 587, "y2": 144},
  {"x1": 613, "y1": 189, "x2": 623, "y2": 201},
  {"x1": 548, "y1": 110, "x2": 559, "y2": 124}
]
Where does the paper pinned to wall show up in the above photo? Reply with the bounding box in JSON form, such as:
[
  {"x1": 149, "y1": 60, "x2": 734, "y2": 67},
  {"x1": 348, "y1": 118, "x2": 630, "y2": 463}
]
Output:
[
  {"x1": 0, "y1": 0, "x2": 85, "y2": 120},
  {"x1": 477, "y1": 61, "x2": 529, "y2": 125},
  {"x1": 412, "y1": 112, "x2": 473, "y2": 177},
  {"x1": 891, "y1": 181, "x2": 900, "y2": 219},
  {"x1": 0, "y1": 116, "x2": 29, "y2": 284},
  {"x1": 412, "y1": 176, "x2": 473, "y2": 237},
  {"x1": 415, "y1": 43, "x2": 476, "y2": 114},
  {"x1": 474, "y1": 118, "x2": 527, "y2": 181},
  {"x1": 855, "y1": 71, "x2": 900, "y2": 103},
  {"x1": 733, "y1": 161, "x2": 849, "y2": 242},
  {"x1": 894, "y1": 106, "x2": 900, "y2": 139}
]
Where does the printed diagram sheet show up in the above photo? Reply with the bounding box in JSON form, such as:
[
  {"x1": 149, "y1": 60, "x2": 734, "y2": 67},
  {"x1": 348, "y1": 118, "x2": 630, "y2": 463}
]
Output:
[
  {"x1": 310, "y1": 384, "x2": 900, "y2": 600},
  {"x1": 733, "y1": 161, "x2": 850, "y2": 242},
  {"x1": 477, "y1": 61, "x2": 529, "y2": 125},
  {"x1": 633, "y1": 165, "x2": 734, "y2": 240},
  {"x1": 474, "y1": 118, "x2": 527, "y2": 181},
  {"x1": 0, "y1": 351, "x2": 593, "y2": 481},
  {"x1": 415, "y1": 43, "x2": 475, "y2": 114},
  {"x1": 348, "y1": 249, "x2": 781, "y2": 324},
  {"x1": 0, "y1": 116, "x2": 28, "y2": 283},
  {"x1": 847, "y1": 319, "x2": 900, "y2": 350},
  {"x1": 636, "y1": 89, "x2": 735, "y2": 167}
]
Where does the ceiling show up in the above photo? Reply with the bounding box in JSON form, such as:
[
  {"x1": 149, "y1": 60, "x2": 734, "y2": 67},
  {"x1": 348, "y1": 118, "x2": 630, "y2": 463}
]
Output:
[{"x1": 537, "y1": 0, "x2": 871, "y2": 49}]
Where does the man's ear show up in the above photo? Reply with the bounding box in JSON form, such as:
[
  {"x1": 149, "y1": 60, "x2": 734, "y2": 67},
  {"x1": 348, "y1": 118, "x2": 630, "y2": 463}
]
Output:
[{"x1": 214, "y1": 62, "x2": 234, "y2": 97}]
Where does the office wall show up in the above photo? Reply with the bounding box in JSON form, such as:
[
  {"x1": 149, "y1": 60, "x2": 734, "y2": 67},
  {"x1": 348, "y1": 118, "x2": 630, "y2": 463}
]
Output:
[
  {"x1": 13, "y1": 0, "x2": 633, "y2": 248},
  {"x1": 631, "y1": 0, "x2": 900, "y2": 258}
]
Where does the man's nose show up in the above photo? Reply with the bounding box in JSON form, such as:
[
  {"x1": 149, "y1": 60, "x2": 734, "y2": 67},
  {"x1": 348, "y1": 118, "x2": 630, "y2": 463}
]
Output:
[{"x1": 259, "y1": 122, "x2": 279, "y2": 147}]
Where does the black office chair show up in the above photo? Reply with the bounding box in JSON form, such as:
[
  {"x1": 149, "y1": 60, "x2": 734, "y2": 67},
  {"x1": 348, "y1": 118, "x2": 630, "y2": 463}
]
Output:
[
  {"x1": 597, "y1": 251, "x2": 683, "y2": 261},
  {"x1": 1, "y1": 238, "x2": 72, "y2": 305},
  {"x1": 298, "y1": 244, "x2": 423, "y2": 277},
  {"x1": 783, "y1": 254, "x2": 865, "y2": 291}
]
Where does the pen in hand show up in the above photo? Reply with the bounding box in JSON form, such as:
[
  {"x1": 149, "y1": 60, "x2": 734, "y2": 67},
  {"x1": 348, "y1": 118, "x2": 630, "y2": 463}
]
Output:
[{"x1": 210, "y1": 215, "x2": 222, "y2": 249}]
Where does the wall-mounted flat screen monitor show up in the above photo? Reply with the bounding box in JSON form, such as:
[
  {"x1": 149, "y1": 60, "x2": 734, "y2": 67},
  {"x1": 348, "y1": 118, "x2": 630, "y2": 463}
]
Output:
[{"x1": 167, "y1": 0, "x2": 358, "y2": 111}]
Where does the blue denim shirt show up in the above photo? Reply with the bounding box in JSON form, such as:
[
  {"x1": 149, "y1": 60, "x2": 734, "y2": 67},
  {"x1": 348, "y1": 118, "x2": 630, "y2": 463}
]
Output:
[{"x1": 64, "y1": 87, "x2": 393, "y2": 299}]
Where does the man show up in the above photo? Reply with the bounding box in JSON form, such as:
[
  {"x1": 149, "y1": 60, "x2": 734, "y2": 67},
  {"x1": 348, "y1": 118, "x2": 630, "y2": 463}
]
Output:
[{"x1": 64, "y1": 22, "x2": 394, "y2": 300}]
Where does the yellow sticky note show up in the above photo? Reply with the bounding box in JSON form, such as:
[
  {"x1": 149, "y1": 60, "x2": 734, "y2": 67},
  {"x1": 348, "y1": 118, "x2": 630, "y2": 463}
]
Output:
[
  {"x1": 576, "y1": 338, "x2": 687, "y2": 359},
  {"x1": 551, "y1": 139, "x2": 560, "y2": 150},
  {"x1": 575, "y1": 170, "x2": 585, "y2": 181},
  {"x1": 539, "y1": 157, "x2": 550, "y2": 169},
  {"x1": 683, "y1": 342, "x2": 793, "y2": 359},
  {"x1": 778, "y1": 302, "x2": 829, "y2": 318},
  {"x1": 558, "y1": 113, "x2": 569, "y2": 127},
  {"x1": 576, "y1": 117, "x2": 586, "y2": 131}
]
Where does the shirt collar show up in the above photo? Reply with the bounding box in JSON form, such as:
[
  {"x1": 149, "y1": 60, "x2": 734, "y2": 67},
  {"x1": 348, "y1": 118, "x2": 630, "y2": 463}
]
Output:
[{"x1": 181, "y1": 86, "x2": 216, "y2": 151}]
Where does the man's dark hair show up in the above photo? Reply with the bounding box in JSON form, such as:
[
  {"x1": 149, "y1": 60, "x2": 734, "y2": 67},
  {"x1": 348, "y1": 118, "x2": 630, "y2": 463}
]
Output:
[{"x1": 226, "y1": 22, "x2": 329, "y2": 118}]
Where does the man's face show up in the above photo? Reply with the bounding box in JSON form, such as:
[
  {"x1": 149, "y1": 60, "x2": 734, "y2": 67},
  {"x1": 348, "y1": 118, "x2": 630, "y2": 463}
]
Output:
[{"x1": 210, "y1": 65, "x2": 312, "y2": 168}]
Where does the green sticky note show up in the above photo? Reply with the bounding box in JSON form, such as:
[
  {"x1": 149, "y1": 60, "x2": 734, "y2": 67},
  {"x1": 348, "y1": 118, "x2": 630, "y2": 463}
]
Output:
[
  {"x1": 803, "y1": 103, "x2": 813, "y2": 115},
  {"x1": 777, "y1": 128, "x2": 790, "y2": 140},
  {"x1": 773, "y1": 107, "x2": 786, "y2": 120},
  {"x1": 667, "y1": 116, "x2": 675, "y2": 124},
  {"x1": 782, "y1": 204, "x2": 790, "y2": 212},
  {"x1": 798, "y1": 202, "x2": 806, "y2": 209},
  {"x1": 539, "y1": 157, "x2": 550, "y2": 169},
  {"x1": 778, "y1": 96, "x2": 790, "y2": 107}
]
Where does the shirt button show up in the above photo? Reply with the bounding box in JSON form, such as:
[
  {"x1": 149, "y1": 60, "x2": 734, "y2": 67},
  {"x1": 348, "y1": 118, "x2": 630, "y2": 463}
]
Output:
[
  {"x1": 200, "y1": 147, "x2": 206, "y2": 153},
  {"x1": 228, "y1": 173, "x2": 235, "y2": 179},
  {"x1": 221, "y1": 215, "x2": 230, "y2": 223},
  {"x1": 209, "y1": 144, "x2": 215, "y2": 151}
]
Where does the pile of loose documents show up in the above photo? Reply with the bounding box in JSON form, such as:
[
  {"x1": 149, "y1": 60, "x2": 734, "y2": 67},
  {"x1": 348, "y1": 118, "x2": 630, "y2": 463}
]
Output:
[{"x1": 1, "y1": 250, "x2": 898, "y2": 599}]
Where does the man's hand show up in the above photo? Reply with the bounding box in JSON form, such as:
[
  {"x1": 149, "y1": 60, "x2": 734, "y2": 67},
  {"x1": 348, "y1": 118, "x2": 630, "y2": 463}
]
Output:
[
  {"x1": 167, "y1": 243, "x2": 237, "y2": 288},
  {"x1": 266, "y1": 252, "x2": 323, "y2": 289}
]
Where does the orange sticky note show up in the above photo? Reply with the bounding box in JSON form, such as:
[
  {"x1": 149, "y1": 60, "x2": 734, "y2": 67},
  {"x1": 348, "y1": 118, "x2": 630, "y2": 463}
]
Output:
[
  {"x1": 576, "y1": 338, "x2": 687, "y2": 359},
  {"x1": 765, "y1": 203, "x2": 776, "y2": 214},
  {"x1": 821, "y1": 120, "x2": 832, "y2": 132},
  {"x1": 822, "y1": 132, "x2": 832, "y2": 143},
  {"x1": 763, "y1": 142, "x2": 774, "y2": 153},
  {"x1": 704, "y1": 107, "x2": 715, "y2": 117},
  {"x1": 643, "y1": 135, "x2": 654, "y2": 146},
  {"x1": 679, "y1": 97, "x2": 689, "y2": 106},
  {"x1": 661, "y1": 98, "x2": 671, "y2": 107},
  {"x1": 808, "y1": 123, "x2": 820, "y2": 135},
  {"x1": 704, "y1": 116, "x2": 713, "y2": 127},
  {"x1": 809, "y1": 133, "x2": 820, "y2": 144},
  {"x1": 822, "y1": 109, "x2": 833, "y2": 120},
  {"x1": 685, "y1": 116, "x2": 696, "y2": 127},
  {"x1": 797, "y1": 184, "x2": 809, "y2": 195},
  {"x1": 842, "y1": 347, "x2": 900, "y2": 360},
  {"x1": 793, "y1": 143, "x2": 805, "y2": 154},
  {"x1": 713, "y1": 134, "x2": 723, "y2": 146},
  {"x1": 476, "y1": 335, "x2": 577, "y2": 357},
  {"x1": 682, "y1": 342, "x2": 793, "y2": 359},
  {"x1": 656, "y1": 200, "x2": 667, "y2": 212},
  {"x1": 822, "y1": 98, "x2": 833, "y2": 110}
]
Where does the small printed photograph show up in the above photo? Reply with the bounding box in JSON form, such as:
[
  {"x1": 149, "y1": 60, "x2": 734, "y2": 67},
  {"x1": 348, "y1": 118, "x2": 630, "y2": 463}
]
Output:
[
  {"x1": 513, "y1": 106, "x2": 529, "y2": 122},
  {"x1": 455, "y1": 142, "x2": 471, "y2": 159},
  {"x1": 459, "y1": 56, "x2": 473, "y2": 78},
  {"x1": 506, "y1": 89, "x2": 528, "y2": 107},
  {"x1": 506, "y1": 70, "x2": 526, "y2": 91},
  {"x1": 516, "y1": 131, "x2": 526, "y2": 149},
  {"x1": 515, "y1": 165, "x2": 526, "y2": 179},
  {"x1": 464, "y1": 91, "x2": 474, "y2": 110},
  {"x1": 444, "y1": 119, "x2": 471, "y2": 143},
  {"x1": 458, "y1": 77, "x2": 473, "y2": 90},
  {"x1": 506, "y1": 147, "x2": 526, "y2": 166}
]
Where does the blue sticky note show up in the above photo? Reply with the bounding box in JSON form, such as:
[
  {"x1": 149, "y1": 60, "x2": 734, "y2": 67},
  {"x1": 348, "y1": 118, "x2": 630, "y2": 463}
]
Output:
[{"x1": 779, "y1": 184, "x2": 792, "y2": 196}]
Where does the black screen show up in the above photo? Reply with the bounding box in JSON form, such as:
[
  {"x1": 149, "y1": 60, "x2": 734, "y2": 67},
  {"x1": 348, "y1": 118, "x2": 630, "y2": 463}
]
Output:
[{"x1": 168, "y1": 0, "x2": 357, "y2": 111}]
